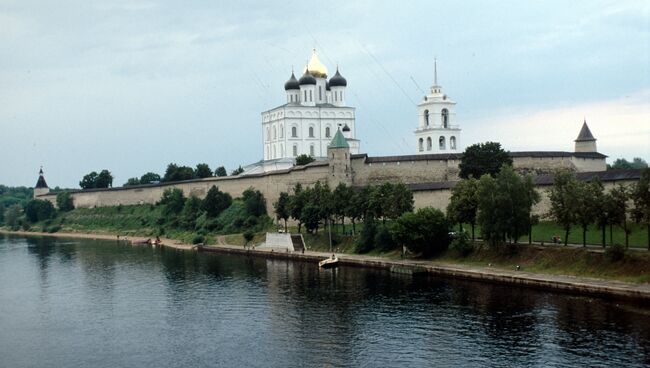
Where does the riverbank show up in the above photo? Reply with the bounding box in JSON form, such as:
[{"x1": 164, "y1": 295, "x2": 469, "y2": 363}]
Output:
[{"x1": 2, "y1": 229, "x2": 650, "y2": 303}]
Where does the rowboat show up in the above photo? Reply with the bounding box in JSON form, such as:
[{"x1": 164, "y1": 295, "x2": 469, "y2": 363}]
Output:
[{"x1": 319, "y1": 255, "x2": 339, "y2": 268}]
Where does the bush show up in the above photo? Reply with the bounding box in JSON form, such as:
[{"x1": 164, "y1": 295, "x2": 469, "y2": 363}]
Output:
[
  {"x1": 47, "y1": 225, "x2": 61, "y2": 233},
  {"x1": 605, "y1": 243, "x2": 625, "y2": 262},
  {"x1": 56, "y1": 192, "x2": 74, "y2": 212},
  {"x1": 21, "y1": 220, "x2": 31, "y2": 231},
  {"x1": 24, "y1": 199, "x2": 55, "y2": 223},
  {"x1": 243, "y1": 230, "x2": 254, "y2": 245},
  {"x1": 375, "y1": 225, "x2": 397, "y2": 252},
  {"x1": 450, "y1": 233, "x2": 473, "y2": 257},
  {"x1": 391, "y1": 207, "x2": 451, "y2": 257},
  {"x1": 355, "y1": 216, "x2": 377, "y2": 253},
  {"x1": 192, "y1": 234, "x2": 205, "y2": 244}
]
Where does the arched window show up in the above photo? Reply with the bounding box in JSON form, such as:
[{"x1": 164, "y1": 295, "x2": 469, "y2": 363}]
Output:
[
  {"x1": 319, "y1": 86, "x2": 322, "y2": 101},
  {"x1": 292, "y1": 126, "x2": 298, "y2": 138},
  {"x1": 439, "y1": 136, "x2": 446, "y2": 150},
  {"x1": 418, "y1": 138, "x2": 424, "y2": 152},
  {"x1": 424, "y1": 109, "x2": 429, "y2": 126},
  {"x1": 304, "y1": 90, "x2": 307, "y2": 101},
  {"x1": 426, "y1": 137, "x2": 432, "y2": 151},
  {"x1": 309, "y1": 90, "x2": 313, "y2": 102},
  {"x1": 280, "y1": 125, "x2": 284, "y2": 138},
  {"x1": 441, "y1": 108, "x2": 449, "y2": 128},
  {"x1": 310, "y1": 144, "x2": 315, "y2": 156},
  {"x1": 325, "y1": 126, "x2": 331, "y2": 138},
  {"x1": 272, "y1": 126, "x2": 277, "y2": 140},
  {"x1": 266, "y1": 146, "x2": 270, "y2": 158},
  {"x1": 273, "y1": 145, "x2": 276, "y2": 159},
  {"x1": 293, "y1": 144, "x2": 298, "y2": 157},
  {"x1": 309, "y1": 126, "x2": 314, "y2": 138},
  {"x1": 450, "y1": 136, "x2": 456, "y2": 150}
]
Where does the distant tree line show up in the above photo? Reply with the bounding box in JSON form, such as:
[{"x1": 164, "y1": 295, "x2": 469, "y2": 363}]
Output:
[
  {"x1": 607, "y1": 157, "x2": 648, "y2": 170},
  {"x1": 121, "y1": 163, "x2": 243, "y2": 187},
  {"x1": 79, "y1": 170, "x2": 113, "y2": 189},
  {"x1": 0, "y1": 191, "x2": 75, "y2": 232}
]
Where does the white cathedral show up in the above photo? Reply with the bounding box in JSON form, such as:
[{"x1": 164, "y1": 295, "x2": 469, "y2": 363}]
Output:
[{"x1": 243, "y1": 51, "x2": 460, "y2": 174}]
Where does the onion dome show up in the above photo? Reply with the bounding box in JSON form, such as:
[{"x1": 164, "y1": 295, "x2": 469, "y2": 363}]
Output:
[
  {"x1": 284, "y1": 71, "x2": 299, "y2": 90},
  {"x1": 299, "y1": 69, "x2": 316, "y2": 85},
  {"x1": 329, "y1": 68, "x2": 347, "y2": 87},
  {"x1": 303, "y1": 49, "x2": 328, "y2": 78},
  {"x1": 326, "y1": 81, "x2": 331, "y2": 91}
]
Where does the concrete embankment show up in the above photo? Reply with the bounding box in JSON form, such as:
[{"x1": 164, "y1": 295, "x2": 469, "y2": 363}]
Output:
[{"x1": 2, "y1": 229, "x2": 649, "y2": 303}]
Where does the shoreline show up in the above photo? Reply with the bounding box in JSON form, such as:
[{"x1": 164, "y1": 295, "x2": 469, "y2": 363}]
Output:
[{"x1": 2, "y1": 229, "x2": 649, "y2": 303}]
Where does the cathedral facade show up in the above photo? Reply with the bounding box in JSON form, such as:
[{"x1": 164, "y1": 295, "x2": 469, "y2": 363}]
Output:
[{"x1": 259, "y1": 50, "x2": 359, "y2": 169}]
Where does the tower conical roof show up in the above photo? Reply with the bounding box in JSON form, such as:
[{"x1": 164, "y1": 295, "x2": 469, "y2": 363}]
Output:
[
  {"x1": 35, "y1": 167, "x2": 48, "y2": 189},
  {"x1": 575, "y1": 120, "x2": 596, "y2": 142},
  {"x1": 329, "y1": 128, "x2": 349, "y2": 149}
]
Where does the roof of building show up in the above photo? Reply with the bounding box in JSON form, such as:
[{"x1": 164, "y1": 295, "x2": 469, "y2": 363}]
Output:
[
  {"x1": 575, "y1": 121, "x2": 596, "y2": 142},
  {"x1": 329, "y1": 68, "x2": 347, "y2": 87},
  {"x1": 284, "y1": 72, "x2": 300, "y2": 90},
  {"x1": 304, "y1": 49, "x2": 328, "y2": 78},
  {"x1": 350, "y1": 150, "x2": 607, "y2": 163},
  {"x1": 299, "y1": 69, "x2": 316, "y2": 85},
  {"x1": 342, "y1": 124, "x2": 350, "y2": 132},
  {"x1": 35, "y1": 168, "x2": 48, "y2": 189},
  {"x1": 329, "y1": 128, "x2": 349, "y2": 149}
]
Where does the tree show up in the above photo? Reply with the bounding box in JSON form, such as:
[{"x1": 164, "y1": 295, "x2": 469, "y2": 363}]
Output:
[
  {"x1": 163, "y1": 163, "x2": 195, "y2": 182},
  {"x1": 385, "y1": 183, "x2": 414, "y2": 221},
  {"x1": 301, "y1": 204, "x2": 321, "y2": 234},
  {"x1": 547, "y1": 170, "x2": 578, "y2": 246},
  {"x1": 56, "y1": 192, "x2": 74, "y2": 212},
  {"x1": 573, "y1": 179, "x2": 601, "y2": 247},
  {"x1": 4, "y1": 204, "x2": 22, "y2": 230},
  {"x1": 195, "y1": 163, "x2": 213, "y2": 178},
  {"x1": 274, "y1": 192, "x2": 290, "y2": 232},
  {"x1": 123, "y1": 177, "x2": 140, "y2": 186},
  {"x1": 447, "y1": 178, "x2": 479, "y2": 240},
  {"x1": 79, "y1": 171, "x2": 98, "y2": 189},
  {"x1": 295, "y1": 154, "x2": 315, "y2": 166},
  {"x1": 214, "y1": 166, "x2": 227, "y2": 177},
  {"x1": 159, "y1": 188, "x2": 185, "y2": 217},
  {"x1": 608, "y1": 157, "x2": 648, "y2": 170},
  {"x1": 24, "y1": 199, "x2": 55, "y2": 223},
  {"x1": 477, "y1": 166, "x2": 539, "y2": 247},
  {"x1": 632, "y1": 168, "x2": 650, "y2": 250},
  {"x1": 346, "y1": 187, "x2": 369, "y2": 235},
  {"x1": 355, "y1": 215, "x2": 378, "y2": 253},
  {"x1": 202, "y1": 185, "x2": 232, "y2": 218},
  {"x1": 610, "y1": 185, "x2": 631, "y2": 248},
  {"x1": 95, "y1": 170, "x2": 113, "y2": 188},
  {"x1": 243, "y1": 230, "x2": 254, "y2": 247},
  {"x1": 391, "y1": 207, "x2": 451, "y2": 257},
  {"x1": 288, "y1": 183, "x2": 306, "y2": 233},
  {"x1": 242, "y1": 188, "x2": 266, "y2": 217},
  {"x1": 139, "y1": 172, "x2": 161, "y2": 184},
  {"x1": 459, "y1": 142, "x2": 513, "y2": 179},
  {"x1": 332, "y1": 183, "x2": 353, "y2": 232},
  {"x1": 231, "y1": 166, "x2": 244, "y2": 176},
  {"x1": 180, "y1": 195, "x2": 202, "y2": 229}
]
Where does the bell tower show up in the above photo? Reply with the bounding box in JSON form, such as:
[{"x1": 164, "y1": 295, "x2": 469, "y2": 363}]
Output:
[{"x1": 414, "y1": 59, "x2": 462, "y2": 154}]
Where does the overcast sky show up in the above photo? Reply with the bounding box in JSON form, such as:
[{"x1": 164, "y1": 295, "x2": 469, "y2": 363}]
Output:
[{"x1": 1, "y1": 0, "x2": 648, "y2": 188}]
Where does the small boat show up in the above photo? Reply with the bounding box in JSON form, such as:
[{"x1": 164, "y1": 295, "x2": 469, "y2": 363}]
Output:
[{"x1": 319, "y1": 255, "x2": 339, "y2": 268}]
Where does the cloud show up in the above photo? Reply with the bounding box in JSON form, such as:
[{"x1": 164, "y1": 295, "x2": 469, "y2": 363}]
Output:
[{"x1": 463, "y1": 89, "x2": 650, "y2": 161}]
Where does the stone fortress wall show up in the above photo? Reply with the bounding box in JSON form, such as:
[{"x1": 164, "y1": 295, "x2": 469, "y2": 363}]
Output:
[{"x1": 37, "y1": 148, "x2": 628, "y2": 222}]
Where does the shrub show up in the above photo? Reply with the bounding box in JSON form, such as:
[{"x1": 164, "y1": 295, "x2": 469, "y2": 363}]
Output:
[
  {"x1": 243, "y1": 230, "x2": 254, "y2": 245},
  {"x1": 374, "y1": 225, "x2": 397, "y2": 252},
  {"x1": 450, "y1": 233, "x2": 473, "y2": 257},
  {"x1": 192, "y1": 234, "x2": 205, "y2": 244},
  {"x1": 391, "y1": 207, "x2": 451, "y2": 257},
  {"x1": 56, "y1": 192, "x2": 74, "y2": 212},
  {"x1": 605, "y1": 243, "x2": 625, "y2": 262},
  {"x1": 24, "y1": 199, "x2": 55, "y2": 223},
  {"x1": 21, "y1": 220, "x2": 31, "y2": 231},
  {"x1": 355, "y1": 216, "x2": 377, "y2": 253},
  {"x1": 47, "y1": 225, "x2": 61, "y2": 233}
]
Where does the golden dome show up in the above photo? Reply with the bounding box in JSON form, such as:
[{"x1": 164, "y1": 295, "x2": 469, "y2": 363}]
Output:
[{"x1": 303, "y1": 49, "x2": 328, "y2": 78}]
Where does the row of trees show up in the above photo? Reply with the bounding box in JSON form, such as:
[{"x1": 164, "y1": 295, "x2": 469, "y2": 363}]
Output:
[
  {"x1": 274, "y1": 181, "x2": 414, "y2": 235},
  {"x1": 607, "y1": 157, "x2": 648, "y2": 170},
  {"x1": 1, "y1": 192, "x2": 75, "y2": 231},
  {"x1": 122, "y1": 163, "x2": 244, "y2": 187},
  {"x1": 79, "y1": 170, "x2": 113, "y2": 189},
  {"x1": 548, "y1": 169, "x2": 650, "y2": 249}
]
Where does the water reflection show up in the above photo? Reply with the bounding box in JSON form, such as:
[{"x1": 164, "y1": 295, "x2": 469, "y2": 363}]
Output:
[{"x1": 0, "y1": 235, "x2": 648, "y2": 367}]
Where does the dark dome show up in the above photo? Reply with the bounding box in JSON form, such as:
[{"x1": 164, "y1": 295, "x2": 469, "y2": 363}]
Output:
[
  {"x1": 299, "y1": 69, "x2": 316, "y2": 85},
  {"x1": 342, "y1": 124, "x2": 350, "y2": 132},
  {"x1": 326, "y1": 81, "x2": 331, "y2": 91},
  {"x1": 329, "y1": 68, "x2": 347, "y2": 87},
  {"x1": 284, "y1": 72, "x2": 299, "y2": 90}
]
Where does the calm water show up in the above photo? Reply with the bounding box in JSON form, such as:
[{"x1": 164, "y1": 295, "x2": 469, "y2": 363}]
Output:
[{"x1": 1, "y1": 235, "x2": 649, "y2": 367}]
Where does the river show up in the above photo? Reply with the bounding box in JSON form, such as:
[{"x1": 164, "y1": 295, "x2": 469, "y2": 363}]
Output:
[{"x1": 0, "y1": 235, "x2": 648, "y2": 367}]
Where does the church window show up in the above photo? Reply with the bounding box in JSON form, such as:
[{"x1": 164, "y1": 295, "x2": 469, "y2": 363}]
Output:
[
  {"x1": 309, "y1": 126, "x2": 314, "y2": 138},
  {"x1": 418, "y1": 138, "x2": 424, "y2": 152},
  {"x1": 292, "y1": 126, "x2": 298, "y2": 138},
  {"x1": 450, "y1": 136, "x2": 456, "y2": 150},
  {"x1": 293, "y1": 144, "x2": 298, "y2": 157},
  {"x1": 424, "y1": 110, "x2": 429, "y2": 126},
  {"x1": 310, "y1": 144, "x2": 315, "y2": 156},
  {"x1": 325, "y1": 126, "x2": 331, "y2": 138},
  {"x1": 304, "y1": 90, "x2": 307, "y2": 101},
  {"x1": 266, "y1": 127, "x2": 270, "y2": 141},
  {"x1": 273, "y1": 145, "x2": 276, "y2": 159},
  {"x1": 272, "y1": 126, "x2": 277, "y2": 140},
  {"x1": 334, "y1": 92, "x2": 337, "y2": 102},
  {"x1": 426, "y1": 137, "x2": 432, "y2": 151},
  {"x1": 319, "y1": 86, "x2": 322, "y2": 101},
  {"x1": 439, "y1": 136, "x2": 446, "y2": 150},
  {"x1": 280, "y1": 125, "x2": 284, "y2": 138},
  {"x1": 442, "y1": 108, "x2": 449, "y2": 128}
]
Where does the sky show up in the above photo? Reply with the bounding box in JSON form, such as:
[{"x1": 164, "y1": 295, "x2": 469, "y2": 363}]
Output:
[{"x1": 1, "y1": 0, "x2": 648, "y2": 188}]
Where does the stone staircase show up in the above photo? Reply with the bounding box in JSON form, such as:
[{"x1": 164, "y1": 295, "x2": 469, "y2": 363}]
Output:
[{"x1": 291, "y1": 234, "x2": 305, "y2": 252}]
